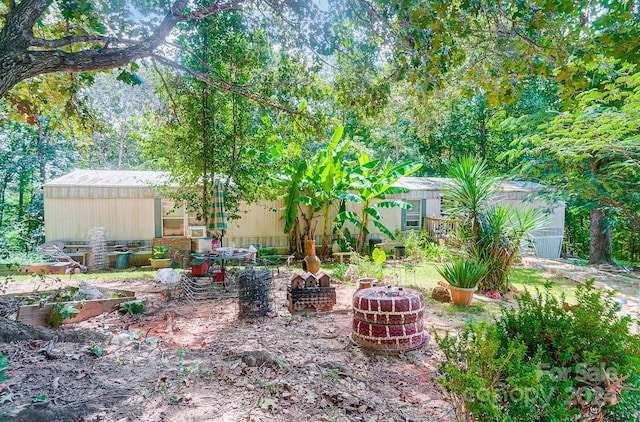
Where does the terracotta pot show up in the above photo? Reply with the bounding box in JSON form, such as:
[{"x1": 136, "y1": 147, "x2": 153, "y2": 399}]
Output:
[
  {"x1": 438, "y1": 281, "x2": 477, "y2": 306},
  {"x1": 356, "y1": 277, "x2": 375, "y2": 290},
  {"x1": 303, "y1": 239, "x2": 321, "y2": 274}
]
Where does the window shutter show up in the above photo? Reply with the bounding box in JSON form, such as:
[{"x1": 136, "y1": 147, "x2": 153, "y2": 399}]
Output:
[{"x1": 154, "y1": 199, "x2": 162, "y2": 238}]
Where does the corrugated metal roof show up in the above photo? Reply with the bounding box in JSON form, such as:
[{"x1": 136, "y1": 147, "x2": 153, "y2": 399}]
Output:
[
  {"x1": 395, "y1": 177, "x2": 544, "y2": 193},
  {"x1": 394, "y1": 177, "x2": 450, "y2": 191},
  {"x1": 45, "y1": 171, "x2": 544, "y2": 193},
  {"x1": 45, "y1": 170, "x2": 173, "y2": 188}
]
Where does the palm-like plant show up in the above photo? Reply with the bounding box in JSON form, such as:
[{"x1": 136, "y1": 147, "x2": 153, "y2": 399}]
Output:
[
  {"x1": 444, "y1": 156, "x2": 498, "y2": 248},
  {"x1": 476, "y1": 205, "x2": 545, "y2": 291},
  {"x1": 444, "y1": 156, "x2": 546, "y2": 292},
  {"x1": 436, "y1": 258, "x2": 487, "y2": 289}
]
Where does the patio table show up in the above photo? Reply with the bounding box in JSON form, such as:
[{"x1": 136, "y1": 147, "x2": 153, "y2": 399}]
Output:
[{"x1": 191, "y1": 252, "x2": 249, "y2": 282}]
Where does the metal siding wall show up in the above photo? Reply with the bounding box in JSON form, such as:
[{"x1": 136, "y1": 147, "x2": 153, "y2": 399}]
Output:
[
  {"x1": 226, "y1": 200, "x2": 285, "y2": 237},
  {"x1": 223, "y1": 200, "x2": 288, "y2": 248},
  {"x1": 45, "y1": 198, "x2": 156, "y2": 242}
]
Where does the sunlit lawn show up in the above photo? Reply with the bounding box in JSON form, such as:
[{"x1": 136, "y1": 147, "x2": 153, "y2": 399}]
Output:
[
  {"x1": 323, "y1": 260, "x2": 579, "y2": 305},
  {"x1": 6, "y1": 260, "x2": 579, "y2": 306}
]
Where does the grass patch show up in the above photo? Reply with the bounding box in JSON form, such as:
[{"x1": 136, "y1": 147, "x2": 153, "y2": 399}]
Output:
[
  {"x1": 509, "y1": 267, "x2": 578, "y2": 303},
  {"x1": 382, "y1": 262, "x2": 578, "y2": 304}
]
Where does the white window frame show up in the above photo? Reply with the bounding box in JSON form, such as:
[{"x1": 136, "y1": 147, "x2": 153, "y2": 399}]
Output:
[{"x1": 403, "y1": 199, "x2": 422, "y2": 230}]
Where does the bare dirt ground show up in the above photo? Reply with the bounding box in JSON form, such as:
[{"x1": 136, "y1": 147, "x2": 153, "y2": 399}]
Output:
[{"x1": 0, "y1": 271, "x2": 461, "y2": 422}]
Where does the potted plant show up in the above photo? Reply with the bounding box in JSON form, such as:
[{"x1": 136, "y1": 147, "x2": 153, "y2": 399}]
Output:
[
  {"x1": 436, "y1": 258, "x2": 487, "y2": 306},
  {"x1": 149, "y1": 246, "x2": 172, "y2": 269}
]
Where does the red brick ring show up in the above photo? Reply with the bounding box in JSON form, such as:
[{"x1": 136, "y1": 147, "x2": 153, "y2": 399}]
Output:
[{"x1": 351, "y1": 287, "x2": 430, "y2": 353}]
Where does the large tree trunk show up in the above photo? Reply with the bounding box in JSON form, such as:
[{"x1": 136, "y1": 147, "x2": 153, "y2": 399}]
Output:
[
  {"x1": 0, "y1": 0, "x2": 189, "y2": 98},
  {"x1": 589, "y1": 207, "x2": 613, "y2": 265}
]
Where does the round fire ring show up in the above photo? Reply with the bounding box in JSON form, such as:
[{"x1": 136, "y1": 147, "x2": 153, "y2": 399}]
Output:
[{"x1": 351, "y1": 286, "x2": 430, "y2": 353}]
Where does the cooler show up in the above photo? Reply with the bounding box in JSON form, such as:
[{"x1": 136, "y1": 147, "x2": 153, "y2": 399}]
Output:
[{"x1": 197, "y1": 237, "x2": 212, "y2": 253}]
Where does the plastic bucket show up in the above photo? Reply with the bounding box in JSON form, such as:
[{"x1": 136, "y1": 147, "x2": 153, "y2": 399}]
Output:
[{"x1": 115, "y1": 252, "x2": 130, "y2": 269}]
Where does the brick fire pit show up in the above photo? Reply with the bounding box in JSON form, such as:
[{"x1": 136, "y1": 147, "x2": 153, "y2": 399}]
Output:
[{"x1": 351, "y1": 286, "x2": 429, "y2": 353}]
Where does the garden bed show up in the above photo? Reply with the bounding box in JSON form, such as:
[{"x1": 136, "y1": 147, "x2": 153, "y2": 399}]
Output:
[{"x1": 3, "y1": 285, "x2": 135, "y2": 326}]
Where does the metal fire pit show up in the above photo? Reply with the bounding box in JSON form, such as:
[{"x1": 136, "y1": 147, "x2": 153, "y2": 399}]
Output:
[
  {"x1": 351, "y1": 286, "x2": 429, "y2": 353},
  {"x1": 238, "y1": 269, "x2": 273, "y2": 319}
]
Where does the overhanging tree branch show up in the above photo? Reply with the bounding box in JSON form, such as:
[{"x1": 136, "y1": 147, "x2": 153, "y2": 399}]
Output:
[
  {"x1": 26, "y1": 34, "x2": 137, "y2": 49},
  {"x1": 150, "y1": 53, "x2": 297, "y2": 115},
  {"x1": 0, "y1": 0, "x2": 248, "y2": 98}
]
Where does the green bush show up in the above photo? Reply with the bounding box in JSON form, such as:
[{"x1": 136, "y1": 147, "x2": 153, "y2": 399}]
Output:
[
  {"x1": 0, "y1": 354, "x2": 9, "y2": 383},
  {"x1": 119, "y1": 300, "x2": 145, "y2": 315},
  {"x1": 331, "y1": 263, "x2": 348, "y2": 281},
  {"x1": 257, "y1": 247, "x2": 278, "y2": 257},
  {"x1": 435, "y1": 281, "x2": 640, "y2": 421}
]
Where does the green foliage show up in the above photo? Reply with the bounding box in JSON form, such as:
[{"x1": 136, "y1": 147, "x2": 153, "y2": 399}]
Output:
[
  {"x1": 119, "y1": 300, "x2": 145, "y2": 315},
  {"x1": 436, "y1": 282, "x2": 640, "y2": 421},
  {"x1": 45, "y1": 303, "x2": 80, "y2": 327},
  {"x1": 398, "y1": 230, "x2": 423, "y2": 262},
  {"x1": 436, "y1": 258, "x2": 487, "y2": 289},
  {"x1": 257, "y1": 248, "x2": 278, "y2": 257},
  {"x1": 0, "y1": 354, "x2": 9, "y2": 383},
  {"x1": 444, "y1": 156, "x2": 545, "y2": 292},
  {"x1": 337, "y1": 156, "x2": 422, "y2": 253},
  {"x1": 384, "y1": 1, "x2": 640, "y2": 104},
  {"x1": 151, "y1": 246, "x2": 170, "y2": 259},
  {"x1": 330, "y1": 263, "x2": 348, "y2": 281},
  {"x1": 399, "y1": 230, "x2": 453, "y2": 263},
  {"x1": 502, "y1": 67, "x2": 640, "y2": 262},
  {"x1": 436, "y1": 321, "x2": 546, "y2": 421},
  {"x1": 277, "y1": 126, "x2": 352, "y2": 255},
  {"x1": 371, "y1": 248, "x2": 386, "y2": 265},
  {"x1": 0, "y1": 117, "x2": 73, "y2": 253},
  {"x1": 475, "y1": 205, "x2": 546, "y2": 292},
  {"x1": 422, "y1": 242, "x2": 453, "y2": 263},
  {"x1": 444, "y1": 156, "x2": 497, "y2": 244},
  {"x1": 352, "y1": 253, "x2": 384, "y2": 281}
]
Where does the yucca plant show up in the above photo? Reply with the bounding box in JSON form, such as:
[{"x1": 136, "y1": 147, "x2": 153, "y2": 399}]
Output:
[
  {"x1": 443, "y1": 156, "x2": 498, "y2": 248},
  {"x1": 443, "y1": 156, "x2": 547, "y2": 293},
  {"x1": 436, "y1": 258, "x2": 488, "y2": 289},
  {"x1": 476, "y1": 205, "x2": 545, "y2": 292}
]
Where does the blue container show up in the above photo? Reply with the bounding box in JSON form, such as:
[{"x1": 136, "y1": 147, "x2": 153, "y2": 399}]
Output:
[{"x1": 115, "y1": 252, "x2": 130, "y2": 269}]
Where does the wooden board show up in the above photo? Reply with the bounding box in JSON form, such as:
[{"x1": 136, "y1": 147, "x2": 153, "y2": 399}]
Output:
[{"x1": 13, "y1": 288, "x2": 135, "y2": 326}]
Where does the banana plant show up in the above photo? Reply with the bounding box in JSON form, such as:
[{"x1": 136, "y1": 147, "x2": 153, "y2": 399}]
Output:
[
  {"x1": 275, "y1": 126, "x2": 352, "y2": 256},
  {"x1": 336, "y1": 153, "x2": 422, "y2": 254}
]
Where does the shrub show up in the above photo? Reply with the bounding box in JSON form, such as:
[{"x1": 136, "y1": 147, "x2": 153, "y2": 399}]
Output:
[
  {"x1": 331, "y1": 263, "x2": 348, "y2": 281},
  {"x1": 0, "y1": 354, "x2": 9, "y2": 383},
  {"x1": 435, "y1": 281, "x2": 640, "y2": 421},
  {"x1": 151, "y1": 246, "x2": 170, "y2": 259},
  {"x1": 443, "y1": 156, "x2": 545, "y2": 292}
]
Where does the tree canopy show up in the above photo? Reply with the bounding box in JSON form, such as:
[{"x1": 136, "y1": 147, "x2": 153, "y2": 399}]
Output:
[{"x1": 1, "y1": 0, "x2": 639, "y2": 263}]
